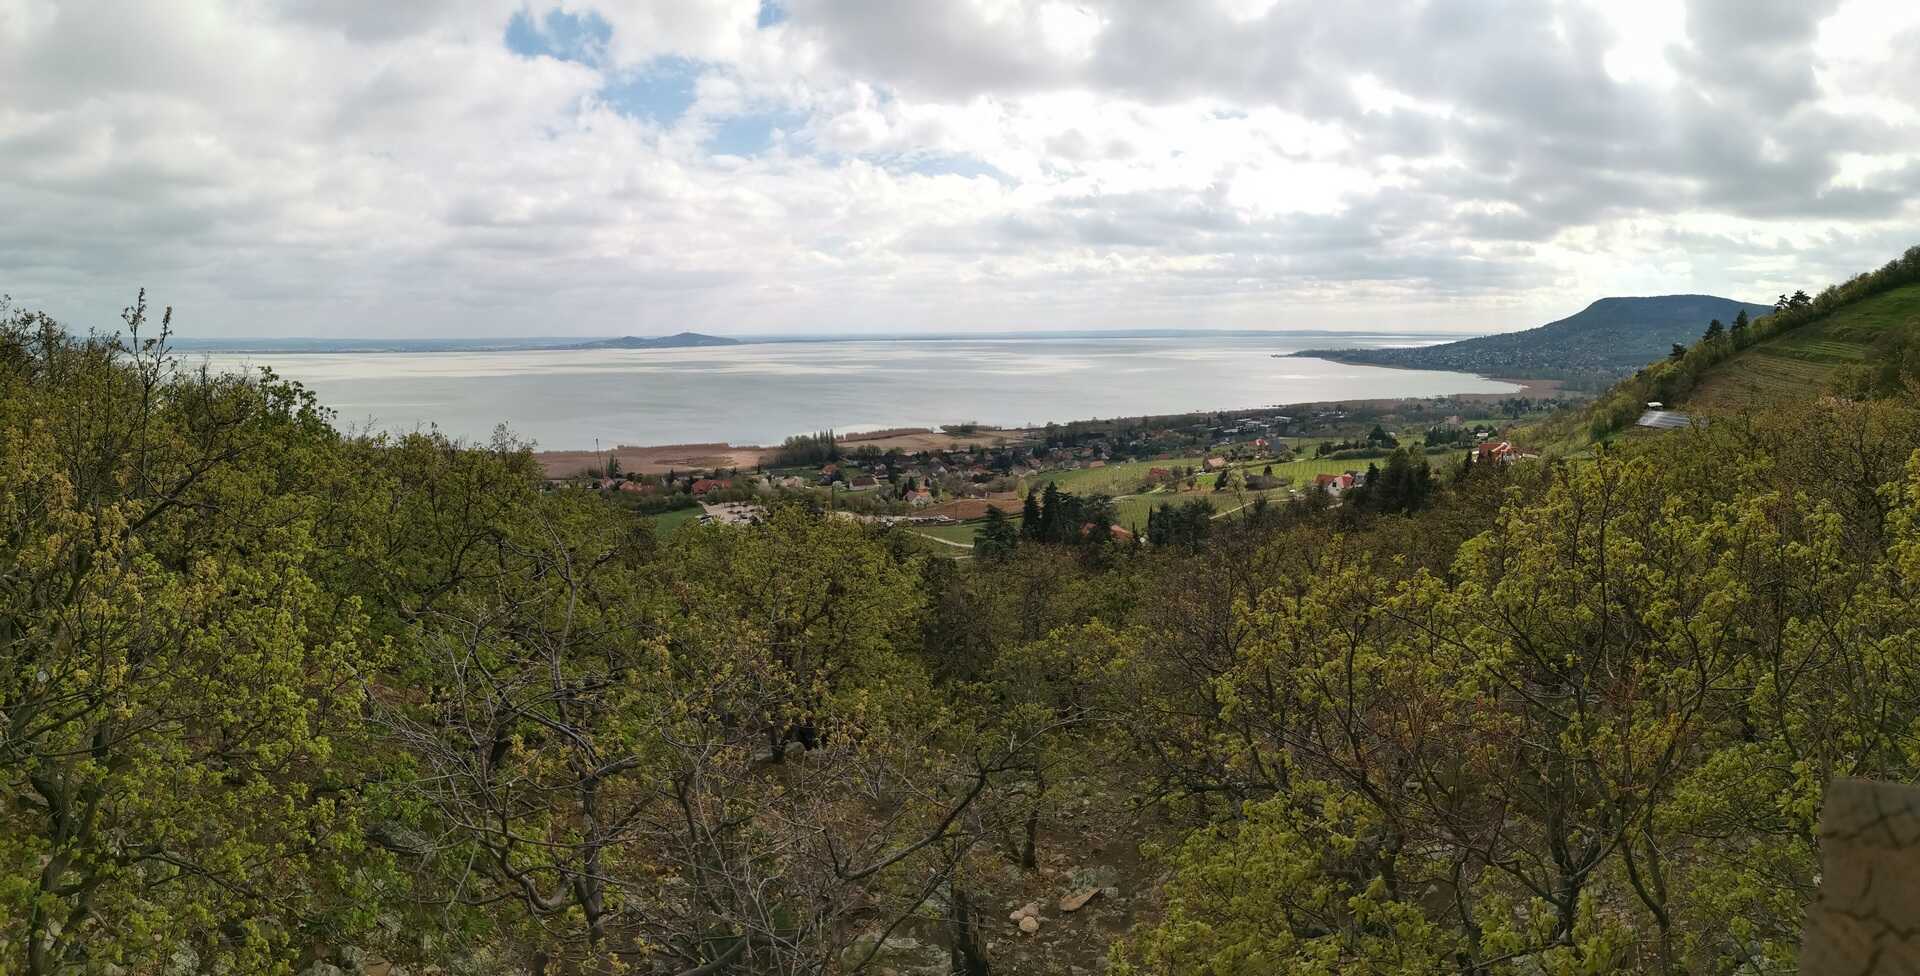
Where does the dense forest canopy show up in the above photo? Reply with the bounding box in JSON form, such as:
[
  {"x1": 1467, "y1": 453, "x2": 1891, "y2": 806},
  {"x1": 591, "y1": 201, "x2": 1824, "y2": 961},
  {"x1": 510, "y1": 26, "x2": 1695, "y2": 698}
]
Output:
[{"x1": 6, "y1": 288, "x2": 1920, "y2": 976}]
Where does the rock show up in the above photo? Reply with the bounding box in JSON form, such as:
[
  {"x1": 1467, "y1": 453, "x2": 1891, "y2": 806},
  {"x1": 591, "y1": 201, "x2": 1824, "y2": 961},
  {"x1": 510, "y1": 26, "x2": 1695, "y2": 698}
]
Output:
[
  {"x1": 1101, "y1": 885, "x2": 1121, "y2": 899},
  {"x1": 841, "y1": 930, "x2": 948, "y2": 975},
  {"x1": 1007, "y1": 909, "x2": 1028, "y2": 923},
  {"x1": 1802, "y1": 778, "x2": 1920, "y2": 975},
  {"x1": 1068, "y1": 864, "x2": 1120, "y2": 890},
  {"x1": 1019, "y1": 915, "x2": 1040, "y2": 934},
  {"x1": 1058, "y1": 887, "x2": 1101, "y2": 912}
]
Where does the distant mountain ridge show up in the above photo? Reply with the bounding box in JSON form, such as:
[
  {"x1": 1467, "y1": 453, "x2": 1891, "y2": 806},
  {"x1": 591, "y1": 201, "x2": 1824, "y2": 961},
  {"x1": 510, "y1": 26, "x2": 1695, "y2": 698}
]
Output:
[
  {"x1": 1295, "y1": 295, "x2": 1776, "y2": 378},
  {"x1": 571, "y1": 332, "x2": 740, "y2": 350}
]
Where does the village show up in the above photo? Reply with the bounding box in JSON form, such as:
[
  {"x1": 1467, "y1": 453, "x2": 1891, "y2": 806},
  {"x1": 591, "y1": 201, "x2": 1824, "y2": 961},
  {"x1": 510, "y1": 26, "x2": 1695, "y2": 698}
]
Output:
[{"x1": 543, "y1": 392, "x2": 1556, "y2": 542}]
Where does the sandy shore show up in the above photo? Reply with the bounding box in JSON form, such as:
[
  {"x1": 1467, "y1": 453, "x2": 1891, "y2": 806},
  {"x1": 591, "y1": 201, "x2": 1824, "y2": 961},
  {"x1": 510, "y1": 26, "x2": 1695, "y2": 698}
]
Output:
[{"x1": 535, "y1": 428, "x2": 1034, "y2": 477}]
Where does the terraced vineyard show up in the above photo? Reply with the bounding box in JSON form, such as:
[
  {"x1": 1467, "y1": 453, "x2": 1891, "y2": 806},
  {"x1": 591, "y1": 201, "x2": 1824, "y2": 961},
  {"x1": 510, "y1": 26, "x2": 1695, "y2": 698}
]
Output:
[{"x1": 1691, "y1": 283, "x2": 1920, "y2": 409}]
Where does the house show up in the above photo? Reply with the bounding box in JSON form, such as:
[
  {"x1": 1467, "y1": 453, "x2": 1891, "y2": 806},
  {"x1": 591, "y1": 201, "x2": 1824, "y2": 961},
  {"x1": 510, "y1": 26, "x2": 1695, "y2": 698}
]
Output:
[
  {"x1": 1088, "y1": 460, "x2": 1106, "y2": 469},
  {"x1": 1148, "y1": 467, "x2": 1172, "y2": 481},
  {"x1": 1314, "y1": 472, "x2": 1355, "y2": 495},
  {"x1": 691, "y1": 478, "x2": 730, "y2": 496},
  {"x1": 848, "y1": 475, "x2": 880, "y2": 490},
  {"x1": 906, "y1": 488, "x2": 934, "y2": 507},
  {"x1": 820, "y1": 463, "x2": 839, "y2": 476},
  {"x1": 616, "y1": 480, "x2": 653, "y2": 494},
  {"x1": 1204, "y1": 457, "x2": 1227, "y2": 471},
  {"x1": 1477, "y1": 441, "x2": 1517, "y2": 463}
]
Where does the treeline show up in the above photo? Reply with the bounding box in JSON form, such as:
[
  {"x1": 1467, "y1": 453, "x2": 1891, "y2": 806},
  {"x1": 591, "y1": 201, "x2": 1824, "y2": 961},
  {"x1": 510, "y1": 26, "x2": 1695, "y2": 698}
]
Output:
[
  {"x1": 14, "y1": 293, "x2": 1920, "y2": 975},
  {"x1": 774, "y1": 428, "x2": 840, "y2": 465}
]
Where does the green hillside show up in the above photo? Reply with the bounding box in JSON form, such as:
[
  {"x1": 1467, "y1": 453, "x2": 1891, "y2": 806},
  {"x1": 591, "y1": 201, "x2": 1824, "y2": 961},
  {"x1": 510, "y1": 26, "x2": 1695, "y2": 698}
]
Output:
[
  {"x1": 1689, "y1": 282, "x2": 1920, "y2": 409},
  {"x1": 1295, "y1": 294, "x2": 1773, "y2": 380},
  {"x1": 1568, "y1": 246, "x2": 1920, "y2": 442}
]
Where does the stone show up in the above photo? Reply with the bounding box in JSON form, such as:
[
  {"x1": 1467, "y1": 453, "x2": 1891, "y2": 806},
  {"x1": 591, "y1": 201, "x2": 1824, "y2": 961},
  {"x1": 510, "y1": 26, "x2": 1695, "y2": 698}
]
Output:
[
  {"x1": 1801, "y1": 778, "x2": 1920, "y2": 975},
  {"x1": 1058, "y1": 887, "x2": 1101, "y2": 912},
  {"x1": 1068, "y1": 864, "x2": 1119, "y2": 891},
  {"x1": 1019, "y1": 915, "x2": 1041, "y2": 934}
]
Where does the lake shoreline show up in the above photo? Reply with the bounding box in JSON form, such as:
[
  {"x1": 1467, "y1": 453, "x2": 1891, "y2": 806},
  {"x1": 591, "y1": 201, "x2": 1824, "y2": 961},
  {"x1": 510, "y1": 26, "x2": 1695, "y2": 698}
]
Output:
[{"x1": 531, "y1": 376, "x2": 1560, "y2": 477}]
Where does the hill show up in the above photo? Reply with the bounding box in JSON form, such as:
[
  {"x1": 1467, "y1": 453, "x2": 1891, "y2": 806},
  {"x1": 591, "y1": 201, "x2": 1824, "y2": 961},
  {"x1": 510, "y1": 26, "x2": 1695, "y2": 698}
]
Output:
[
  {"x1": 1295, "y1": 295, "x2": 1774, "y2": 379},
  {"x1": 1688, "y1": 282, "x2": 1920, "y2": 409},
  {"x1": 571, "y1": 331, "x2": 740, "y2": 349},
  {"x1": 1570, "y1": 246, "x2": 1920, "y2": 441}
]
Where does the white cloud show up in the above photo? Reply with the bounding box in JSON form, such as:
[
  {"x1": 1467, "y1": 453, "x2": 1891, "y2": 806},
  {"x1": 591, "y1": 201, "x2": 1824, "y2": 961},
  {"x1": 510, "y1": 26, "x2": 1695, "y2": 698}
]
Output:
[{"x1": 0, "y1": 0, "x2": 1916, "y2": 338}]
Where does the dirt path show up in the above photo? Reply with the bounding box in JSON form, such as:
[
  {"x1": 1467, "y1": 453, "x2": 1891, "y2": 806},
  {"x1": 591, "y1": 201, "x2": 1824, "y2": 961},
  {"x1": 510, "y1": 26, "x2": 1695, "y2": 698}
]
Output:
[{"x1": 910, "y1": 531, "x2": 975, "y2": 551}]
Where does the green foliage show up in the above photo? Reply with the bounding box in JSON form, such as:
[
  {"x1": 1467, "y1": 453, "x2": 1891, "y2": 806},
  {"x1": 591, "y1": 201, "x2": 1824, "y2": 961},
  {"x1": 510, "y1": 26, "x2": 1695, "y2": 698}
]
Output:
[
  {"x1": 15, "y1": 284, "x2": 1920, "y2": 975},
  {"x1": 773, "y1": 429, "x2": 841, "y2": 466}
]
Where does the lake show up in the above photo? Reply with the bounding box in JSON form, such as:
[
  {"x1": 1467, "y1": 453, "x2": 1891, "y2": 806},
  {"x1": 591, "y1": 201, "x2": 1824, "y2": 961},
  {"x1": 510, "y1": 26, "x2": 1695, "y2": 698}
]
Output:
[{"x1": 193, "y1": 334, "x2": 1518, "y2": 449}]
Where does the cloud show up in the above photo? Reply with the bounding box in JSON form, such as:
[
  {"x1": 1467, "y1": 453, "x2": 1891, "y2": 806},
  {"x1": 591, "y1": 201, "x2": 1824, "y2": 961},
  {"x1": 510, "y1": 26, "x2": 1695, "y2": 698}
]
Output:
[{"x1": 0, "y1": 0, "x2": 1916, "y2": 338}]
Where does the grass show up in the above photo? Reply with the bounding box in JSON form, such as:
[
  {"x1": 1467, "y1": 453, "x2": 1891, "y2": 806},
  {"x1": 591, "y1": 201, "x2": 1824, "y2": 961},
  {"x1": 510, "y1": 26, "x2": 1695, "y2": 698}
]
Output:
[
  {"x1": 1022, "y1": 456, "x2": 1209, "y2": 495},
  {"x1": 1692, "y1": 283, "x2": 1920, "y2": 409},
  {"x1": 911, "y1": 522, "x2": 987, "y2": 546},
  {"x1": 645, "y1": 507, "x2": 705, "y2": 535}
]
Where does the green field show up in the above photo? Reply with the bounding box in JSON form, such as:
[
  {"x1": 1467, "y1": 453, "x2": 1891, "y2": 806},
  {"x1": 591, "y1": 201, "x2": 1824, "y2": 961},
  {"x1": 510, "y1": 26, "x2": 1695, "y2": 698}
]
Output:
[
  {"x1": 645, "y1": 507, "x2": 704, "y2": 534},
  {"x1": 1022, "y1": 456, "x2": 1208, "y2": 495},
  {"x1": 1692, "y1": 283, "x2": 1920, "y2": 408}
]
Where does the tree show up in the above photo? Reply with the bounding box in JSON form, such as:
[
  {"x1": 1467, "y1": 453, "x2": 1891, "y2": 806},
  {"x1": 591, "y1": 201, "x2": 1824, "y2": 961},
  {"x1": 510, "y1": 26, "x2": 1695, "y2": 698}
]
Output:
[
  {"x1": 1731, "y1": 308, "x2": 1751, "y2": 338},
  {"x1": 1703, "y1": 318, "x2": 1725, "y2": 341},
  {"x1": 1671, "y1": 342, "x2": 1688, "y2": 361},
  {"x1": 0, "y1": 297, "x2": 393, "y2": 973},
  {"x1": 1021, "y1": 488, "x2": 1042, "y2": 539},
  {"x1": 1038, "y1": 482, "x2": 1063, "y2": 542},
  {"x1": 976, "y1": 505, "x2": 1019, "y2": 561}
]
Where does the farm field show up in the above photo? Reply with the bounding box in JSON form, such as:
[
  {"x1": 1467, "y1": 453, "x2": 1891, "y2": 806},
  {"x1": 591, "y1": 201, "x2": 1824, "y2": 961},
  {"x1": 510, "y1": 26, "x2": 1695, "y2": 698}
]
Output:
[{"x1": 1022, "y1": 456, "x2": 1208, "y2": 494}]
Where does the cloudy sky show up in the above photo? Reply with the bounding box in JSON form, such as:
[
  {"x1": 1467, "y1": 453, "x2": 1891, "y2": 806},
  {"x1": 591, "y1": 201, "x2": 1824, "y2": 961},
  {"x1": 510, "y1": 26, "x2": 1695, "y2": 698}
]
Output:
[{"x1": 3, "y1": 0, "x2": 1918, "y2": 338}]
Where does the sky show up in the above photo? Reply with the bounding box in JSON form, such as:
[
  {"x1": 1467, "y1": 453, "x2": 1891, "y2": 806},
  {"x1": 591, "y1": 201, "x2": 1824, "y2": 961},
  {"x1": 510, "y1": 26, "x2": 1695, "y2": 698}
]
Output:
[{"x1": 2, "y1": 0, "x2": 1918, "y2": 338}]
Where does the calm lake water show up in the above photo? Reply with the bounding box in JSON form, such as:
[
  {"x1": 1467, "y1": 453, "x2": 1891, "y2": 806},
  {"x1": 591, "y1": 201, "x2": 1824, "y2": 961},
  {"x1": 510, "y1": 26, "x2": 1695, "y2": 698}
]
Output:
[{"x1": 194, "y1": 335, "x2": 1517, "y2": 449}]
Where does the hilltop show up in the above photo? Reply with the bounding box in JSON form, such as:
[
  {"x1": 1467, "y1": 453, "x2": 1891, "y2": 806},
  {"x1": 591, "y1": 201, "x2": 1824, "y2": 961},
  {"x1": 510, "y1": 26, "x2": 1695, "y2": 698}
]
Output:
[
  {"x1": 1296, "y1": 294, "x2": 1774, "y2": 381},
  {"x1": 570, "y1": 331, "x2": 740, "y2": 350}
]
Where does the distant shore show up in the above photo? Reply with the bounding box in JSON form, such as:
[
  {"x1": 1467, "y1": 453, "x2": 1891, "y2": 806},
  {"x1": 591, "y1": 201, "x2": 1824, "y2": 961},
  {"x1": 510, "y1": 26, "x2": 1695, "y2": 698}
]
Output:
[{"x1": 531, "y1": 378, "x2": 1563, "y2": 478}]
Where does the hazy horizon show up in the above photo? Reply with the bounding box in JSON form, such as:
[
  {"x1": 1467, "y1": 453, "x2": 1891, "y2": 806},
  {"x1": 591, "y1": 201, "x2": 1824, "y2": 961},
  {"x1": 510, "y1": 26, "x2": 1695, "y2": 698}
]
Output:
[{"x1": 190, "y1": 332, "x2": 1522, "y2": 448}]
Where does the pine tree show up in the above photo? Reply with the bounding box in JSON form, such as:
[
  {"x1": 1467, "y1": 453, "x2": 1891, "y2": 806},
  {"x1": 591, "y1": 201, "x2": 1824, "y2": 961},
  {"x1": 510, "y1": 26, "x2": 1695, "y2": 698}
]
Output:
[
  {"x1": 976, "y1": 506, "x2": 1017, "y2": 561},
  {"x1": 1038, "y1": 482, "x2": 1063, "y2": 542},
  {"x1": 1703, "y1": 319, "x2": 1725, "y2": 342},
  {"x1": 1021, "y1": 489, "x2": 1042, "y2": 539}
]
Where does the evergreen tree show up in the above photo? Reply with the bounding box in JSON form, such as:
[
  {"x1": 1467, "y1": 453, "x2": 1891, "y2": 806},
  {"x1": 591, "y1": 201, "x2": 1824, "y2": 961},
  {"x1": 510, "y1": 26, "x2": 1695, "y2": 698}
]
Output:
[
  {"x1": 1703, "y1": 319, "x2": 1725, "y2": 342},
  {"x1": 1021, "y1": 488, "x2": 1042, "y2": 538},
  {"x1": 976, "y1": 506, "x2": 1018, "y2": 561},
  {"x1": 1731, "y1": 308, "x2": 1750, "y2": 339},
  {"x1": 1671, "y1": 343, "x2": 1688, "y2": 361},
  {"x1": 1038, "y1": 482, "x2": 1062, "y2": 542}
]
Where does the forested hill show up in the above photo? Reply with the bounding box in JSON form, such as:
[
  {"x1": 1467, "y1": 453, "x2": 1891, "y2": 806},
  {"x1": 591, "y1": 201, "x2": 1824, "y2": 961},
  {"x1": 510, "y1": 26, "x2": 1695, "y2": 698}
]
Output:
[
  {"x1": 11, "y1": 275, "x2": 1920, "y2": 976},
  {"x1": 1296, "y1": 294, "x2": 1774, "y2": 378},
  {"x1": 570, "y1": 331, "x2": 739, "y2": 349}
]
